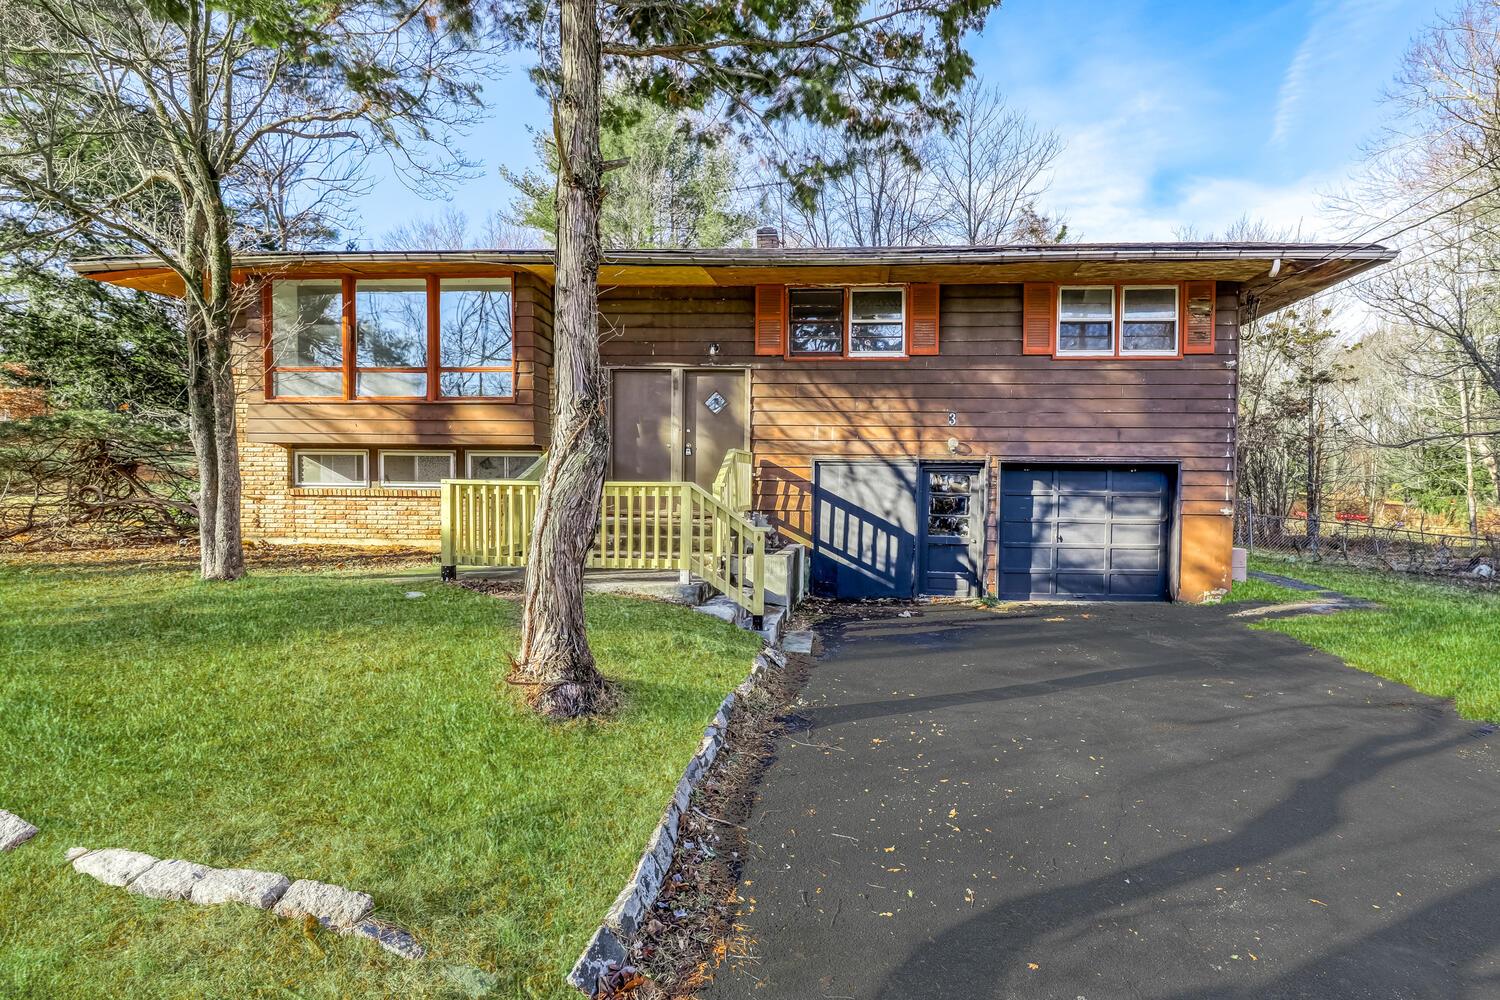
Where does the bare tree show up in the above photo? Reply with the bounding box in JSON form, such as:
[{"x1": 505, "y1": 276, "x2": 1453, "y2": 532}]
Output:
[
  {"x1": 931, "y1": 81, "x2": 1064, "y2": 244},
  {"x1": 0, "y1": 0, "x2": 485, "y2": 579}
]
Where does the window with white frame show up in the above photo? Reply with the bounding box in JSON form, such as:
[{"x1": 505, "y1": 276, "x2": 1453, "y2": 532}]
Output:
[
  {"x1": 848, "y1": 287, "x2": 905, "y2": 355},
  {"x1": 787, "y1": 286, "x2": 908, "y2": 357},
  {"x1": 294, "y1": 450, "x2": 368, "y2": 487},
  {"x1": 379, "y1": 450, "x2": 455, "y2": 488},
  {"x1": 466, "y1": 451, "x2": 540, "y2": 479},
  {"x1": 1120, "y1": 286, "x2": 1178, "y2": 355},
  {"x1": 1057, "y1": 287, "x2": 1115, "y2": 355}
]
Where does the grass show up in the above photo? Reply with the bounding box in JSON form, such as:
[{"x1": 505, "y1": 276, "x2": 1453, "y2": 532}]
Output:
[
  {"x1": 0, "y1": 558, "x2": 761, "y2": 999},
  {"x1": 1227, "y1": 557, "x2": 1500, "y2": 722}
]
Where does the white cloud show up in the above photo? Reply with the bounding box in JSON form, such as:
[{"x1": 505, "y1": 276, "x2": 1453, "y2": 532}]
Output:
[{"x1": 1271, "y1": 0, "x2": 1405, "y2": 147}]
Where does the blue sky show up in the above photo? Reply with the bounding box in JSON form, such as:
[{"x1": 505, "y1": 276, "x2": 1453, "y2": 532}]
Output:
[{"x1": 349, "y1": 0, "x2": 1449, "y2": 246}]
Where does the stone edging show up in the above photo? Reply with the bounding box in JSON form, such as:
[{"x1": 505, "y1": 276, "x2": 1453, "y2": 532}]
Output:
[
  {"x1": 0, "y1": 809, "x2": 39, "y2": 851},
  {"x1": 66, "y1": 846, "x2": 424, "y2": 960},
  {"x1": 566, "y1": 644, "x2": 788, "y2": 994}
]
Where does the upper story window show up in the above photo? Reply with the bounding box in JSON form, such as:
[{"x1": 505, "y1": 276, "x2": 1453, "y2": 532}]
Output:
[
  {"x1": 440, "y1": 278, "x2": 515, "y2": 397},
  {"x1": 269, "y1": 280, "x2": 343, "y2": 397},
  {"x1": 1055, "y1": 285, "x2": 1182, "y2": 357},
  {"x1": 354, "y1": 279, "x2": 428, "y2": 398},
  {"x1": 1057, "y1": 287, "x2": 1115, "y2": 356},
  {"x1": 265, "y1": 275, "x2": 514, "y2": 401},
  {"x1": 1120, "y1": 286, "x2": 1178, "y2": 355},
  {"x1": 788, "y1": 286, "x2": 907, "y2": 358}
]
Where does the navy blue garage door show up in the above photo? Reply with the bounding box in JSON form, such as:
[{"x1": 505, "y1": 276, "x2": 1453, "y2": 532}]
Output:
[{"x1": 1000, "y1": 465, "x2": 1171, "y2": 601}]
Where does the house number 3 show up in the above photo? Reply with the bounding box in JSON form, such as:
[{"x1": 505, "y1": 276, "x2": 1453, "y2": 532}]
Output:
[{"x1": 947, "y1": 411, "x2": 957, "y2": 426}]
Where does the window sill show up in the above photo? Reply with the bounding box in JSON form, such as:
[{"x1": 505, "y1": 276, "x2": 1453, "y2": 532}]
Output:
[
  {"x1": 264, "y1": 396, "x2": 518, "y2": 404},
  {"x1": 290, "y1": 486, "x2": 441, "y2": 498}
]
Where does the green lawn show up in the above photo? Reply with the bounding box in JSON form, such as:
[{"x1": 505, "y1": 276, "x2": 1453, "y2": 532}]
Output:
[
  {"x1": 1227, "y1": 558, "x2": 1500, "y2": 722},
  {"x1": 0, "y1": 559, "x2": 760, "y2": 999}
]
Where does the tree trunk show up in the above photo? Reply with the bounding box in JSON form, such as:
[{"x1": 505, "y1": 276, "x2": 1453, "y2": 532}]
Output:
[
  {"x1": 1306, "y1": 393, "x2": 1321, "y2": 555},
  {"x1": 1459, "y1": 374, "x2": 1479, "y2": 535},
  {"x1": 510, "y1": 0, "x2": 612, "y2": 718}
]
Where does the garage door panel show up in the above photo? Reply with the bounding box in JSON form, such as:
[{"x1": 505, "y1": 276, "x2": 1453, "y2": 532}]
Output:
[
  {"x1": 1110, "y1": 571, "x2": 1164, "y2": 597},
  {"x1": 1111, "y1": 521, "x2": 1165, "y2": 546},
  {"x1": 1111, "y1": 547, "x2": 1162, "y2": 571},
  {"x1": 1057, "y1": 520, "x2": 1109, "y2": 546},
  {"x1": 1002, "y1": 546, "x2": 1054, "y2": 571},
  {"x1": 1002, "y1": 520, "x2": 1054, "y2": 545},
  {"x1": 1057, "y1": 494, "x2": 1109, "y2": 519},
  {"x1": 1005, "y1": 471, "x2": 1057, "y2": 496},
  {"x1": 1056, "y1": 469, "x2": 1110, "y2": 493},
  {"x1": 1112, "y1": 495, "x2": 1165, "y2": 518},
  {"x1": 1111, "y1": 469, "x2": 1169, "y2": 493},
  {"x1": 1057, "y1": 547, "x2": 1108, "y2": 571},
  {"x1": 1003, "y1": 572, "x2": 1056, "y2": 596},
  {"x1": 1001, "y1": 494, "x2": 1059, "y2": 521},
  {"x1": 1000, "y1": 464, "x2": 1171, "y2": 602},
  {"x1": 1056, "y1": 571, "x2": 1108, "y2": 596}
]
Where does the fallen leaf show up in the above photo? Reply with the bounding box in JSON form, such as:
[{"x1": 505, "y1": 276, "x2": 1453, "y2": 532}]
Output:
[{"x1": 1309, "y1": 899, "x2": 1327, "y2": 906}]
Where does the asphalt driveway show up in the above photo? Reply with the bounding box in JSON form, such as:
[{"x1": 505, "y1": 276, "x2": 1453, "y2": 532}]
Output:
[{"x1": 705, "y1": 601, "x2": 1500, "y2": 1000}]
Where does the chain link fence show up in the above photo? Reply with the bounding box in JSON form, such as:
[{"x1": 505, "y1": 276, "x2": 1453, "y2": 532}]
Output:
[{"x1": 1233, "y1": 501, "x2": 1498, "y2": 583}]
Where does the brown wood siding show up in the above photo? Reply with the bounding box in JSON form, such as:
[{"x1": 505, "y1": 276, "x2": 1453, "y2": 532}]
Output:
[
  {"x1": 599, "y1": 282, "x2": 1239, "y2": 599},
  {"x1": 240, "y1": 272, "x2": 552, "y2": 448}
]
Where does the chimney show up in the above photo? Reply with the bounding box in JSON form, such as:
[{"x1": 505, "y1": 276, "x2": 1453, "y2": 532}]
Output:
[{"x1": 755, "y1": 225, "x2": 782, "y2": 250}]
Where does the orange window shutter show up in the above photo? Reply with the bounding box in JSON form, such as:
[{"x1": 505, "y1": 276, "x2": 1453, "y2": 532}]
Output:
[
  {"x1": 1022, "y1": 283, "x2": 1057, "y2": 355},
  {"x1": 754, "y1": 285, "x2": 786, "y2": 356},
  {"x1": 906, "y1": 283, "x2": 940, "y2": 355},
  {"x1": 1183, "y1": 280, "x2": 1216, "y2": 354}
]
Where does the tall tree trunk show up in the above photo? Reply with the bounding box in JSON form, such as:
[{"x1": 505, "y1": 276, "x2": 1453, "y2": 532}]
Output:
[
  {"x1": 1305, "y1": 392, "x2": 1321, "y2": 555},
  {"x1": 1459, "y1": 374, "x2": 1479, "y2": 535},
  {"x1": 511, "y1": 0, "x2": 612, "y2": 718}
]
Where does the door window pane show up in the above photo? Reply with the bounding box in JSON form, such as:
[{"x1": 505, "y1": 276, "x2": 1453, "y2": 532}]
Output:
[
  {"x1": 354, "y1": 279, "x2": 427, "y2": 368},
  {"x1": 789, "y1": 288, "x2": 844, "y2": 354},
  {"x1": 1059, "y1": 287, "x2": 1115, "y2": 354},
  {"x1": 929, "y1": 473, "x2": 972, "y2": 538},
  {"x1": 271, "y1": 281, "x2": 342, "y2": 367},
  {"x1": 1122, "y1": 287, "x2": 1178, "y2": 354},
  {"x1": 440, "y1": 278, "x2": 512, "y2": 367}
]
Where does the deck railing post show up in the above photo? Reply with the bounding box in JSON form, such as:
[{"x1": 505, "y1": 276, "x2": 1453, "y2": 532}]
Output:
[
  {"x1": 678, "y1": 483, "x2": 693, "y2": 584},
  {"x1": 439, "y1": 481, "x2": 457, "y2": 580}
]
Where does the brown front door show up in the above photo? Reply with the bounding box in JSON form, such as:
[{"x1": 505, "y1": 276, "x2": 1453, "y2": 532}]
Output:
[
  {"x1": 609, "y1": 367, "x2": 748, "y2": 486},
  {"x1": 684, "y1": 368, "x2": 748, "y2": 490},
  {"x1": 610, "y1": 369, "x2": 673, "y2": 480}
]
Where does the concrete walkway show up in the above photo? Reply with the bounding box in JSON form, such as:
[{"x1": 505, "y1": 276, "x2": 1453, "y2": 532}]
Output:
[{"x1": 705, "y1": 602, "x2": 1500, "y2": 999}]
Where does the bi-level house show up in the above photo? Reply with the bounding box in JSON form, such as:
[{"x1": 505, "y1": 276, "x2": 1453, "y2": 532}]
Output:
[{"x1": 76, "y1": 237, "x2": 1392, "y2": 607}]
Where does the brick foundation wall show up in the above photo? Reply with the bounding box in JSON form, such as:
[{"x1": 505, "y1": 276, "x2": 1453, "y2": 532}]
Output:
[{"x1": 236, "y1": 438, "x2": 444, "y2": 547}]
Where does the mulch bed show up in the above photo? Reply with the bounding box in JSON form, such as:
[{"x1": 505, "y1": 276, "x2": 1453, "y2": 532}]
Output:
[{"x1": 618, "y1": 632, "x2": 817, "y2": 999}]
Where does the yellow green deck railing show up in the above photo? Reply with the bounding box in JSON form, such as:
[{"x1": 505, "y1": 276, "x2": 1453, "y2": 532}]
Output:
[
  {"x1": 439, "y1": 478, "x2": 767, "y2": 619},
  {"x1": 712, "y1": 447, "x2": 754, "y2": 514}
]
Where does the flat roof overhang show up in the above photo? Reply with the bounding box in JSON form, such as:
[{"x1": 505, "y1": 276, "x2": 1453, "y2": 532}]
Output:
[{"x1": 71, "y1": 242, "x2": 1397, "y2": 314}]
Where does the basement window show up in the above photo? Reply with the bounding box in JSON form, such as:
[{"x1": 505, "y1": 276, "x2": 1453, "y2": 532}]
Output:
[
  {"x1": 294, "y1": 450, "x2": 368, "y2": 488},
  {"x1": 379, "y1": 450, "x2": 455, "y2": 488},
  {"x1": 466, "y1": 451, "x2": 540, "y2": 479}
]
